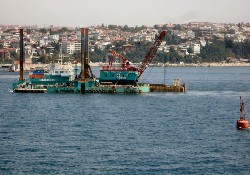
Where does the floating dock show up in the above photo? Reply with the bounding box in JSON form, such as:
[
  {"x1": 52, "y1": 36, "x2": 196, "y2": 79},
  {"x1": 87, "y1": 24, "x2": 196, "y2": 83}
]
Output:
[
  {"x1": 150, "y1": 84, "x2": 186, "y2": 93},
  {"x1": 150, "y1": 79, "x2": 186, "y2": 92}
]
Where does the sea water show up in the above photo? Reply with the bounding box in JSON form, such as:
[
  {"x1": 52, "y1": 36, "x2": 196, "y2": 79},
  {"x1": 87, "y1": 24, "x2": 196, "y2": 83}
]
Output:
[{"x1": 0, "y1": 66, "x2": 250, "y2": 174}]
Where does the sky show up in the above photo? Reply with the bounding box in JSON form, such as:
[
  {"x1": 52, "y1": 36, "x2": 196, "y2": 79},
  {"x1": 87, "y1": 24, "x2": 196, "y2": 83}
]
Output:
[{"x1": 1, "y1": 0, "x2": 250, "y2": 27}]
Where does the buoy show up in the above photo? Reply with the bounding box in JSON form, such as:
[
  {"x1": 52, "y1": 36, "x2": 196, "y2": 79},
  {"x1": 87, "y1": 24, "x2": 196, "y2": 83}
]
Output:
[{"x1": 236, "y1": 96, "x2": 249, "y2": 129}]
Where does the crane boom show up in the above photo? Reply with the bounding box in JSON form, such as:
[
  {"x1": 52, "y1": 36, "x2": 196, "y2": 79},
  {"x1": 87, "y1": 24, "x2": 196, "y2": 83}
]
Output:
[
  {"x1": 108, "y1": 49, "x2": 128, "y2": 63},
  {"x1": 108, "y1": 49, "x2": 138, "y2": 71},
  {"x1": 138, "y1": 30, "x2": 167, "y2": 78}
]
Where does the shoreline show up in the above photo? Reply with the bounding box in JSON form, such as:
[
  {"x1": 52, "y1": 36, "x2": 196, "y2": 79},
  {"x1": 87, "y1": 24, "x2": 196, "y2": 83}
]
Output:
[
  {"x1": 91, "y1": 62, "x2": 250, "y2": 67},
  {"x1": 1, "y1": 62, "x2": 250, "y2": 72},
  {"x1": 162, "y1": 62, "x2": 250, "y2": 67}
]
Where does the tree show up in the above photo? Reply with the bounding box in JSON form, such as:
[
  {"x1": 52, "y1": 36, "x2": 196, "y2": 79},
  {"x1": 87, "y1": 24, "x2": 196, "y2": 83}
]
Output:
[
  {"x1": 89, "y1": 46, "x2": 106, "y2": 62},
  {"x1": 122, "y1": 25, "x2": 129, "y2": 32},
  {"x1": 173, "y1": 24, "x2": 183, "y2": 31},
  {"x1": 108, "y1": 25, "x2": 118, "y2": 30},
  {"x1": 164, "y1": 30, "x2": 184, "y2": 45},
  {"x1": 58, "y1": 27, "x2": 69, "y2": 34},
  {"x1": 187, "y1": 47, "x2": 193, "y2": 54},
  {"x1": 36, "y1": 54, "x2": 48, "y2": 63},
  {"x1": 39, "y1": 28, "x2": 48, "y2": 34},
  {"x1": 10, "y1": 50, "x2": 18, "y2": 60},
  {"x1": 200, "y1": 41, "x2": 226, "y2": 62},
  {"x1": 225, "y1": 39, "x2": 234, "y2": 49}
]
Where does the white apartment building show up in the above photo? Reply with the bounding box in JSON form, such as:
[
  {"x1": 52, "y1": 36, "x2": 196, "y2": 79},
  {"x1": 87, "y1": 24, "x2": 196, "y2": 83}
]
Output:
[
  {"x1": 62, "y1": 40, "x2": 81, "y2": 54},
  {"x1": 39, "y1": 37, "x2": 53, "y2": 47},
  {"x1": 191, "y1": 43, "x2": 201, "y2": 54},
  {"x1": 50, "y1": 35, "x2": 60, "y2": 42}
]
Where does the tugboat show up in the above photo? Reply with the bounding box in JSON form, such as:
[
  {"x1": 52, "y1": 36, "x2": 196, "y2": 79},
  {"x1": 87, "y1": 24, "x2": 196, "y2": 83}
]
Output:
[{"x1": 236, "y1": 96, "x2": 249, "y2": 129}]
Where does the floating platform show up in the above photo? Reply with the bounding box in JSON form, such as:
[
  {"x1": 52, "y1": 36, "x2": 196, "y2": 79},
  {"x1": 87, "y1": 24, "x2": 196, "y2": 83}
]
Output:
[
  {"x1": 13, "y1": 81, "x2": 186, "y2": 94},
  {"x1": 149, "y1": 79, "x2": 186, "y2": 92},
  {"x1": 150, "y1": 84, "x2": 186, "y2": 92},
  {"x1": 13, "y1": 81, "x2": 151, "y2": 94},
  {"x1": 13, "y1": 28, "x2": 186, "y2": 95}
]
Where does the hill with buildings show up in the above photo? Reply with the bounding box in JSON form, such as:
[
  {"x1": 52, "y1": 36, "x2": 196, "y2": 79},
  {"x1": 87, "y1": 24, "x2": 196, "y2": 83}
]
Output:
[{"x1": 0, "y1": 22, "x2": 250, "y2": 65}]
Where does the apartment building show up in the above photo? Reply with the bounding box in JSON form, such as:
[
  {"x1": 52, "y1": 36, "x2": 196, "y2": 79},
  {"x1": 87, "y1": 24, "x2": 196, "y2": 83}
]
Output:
[
  {"x1": 191, "y1": 43, "x2": 201, "y2": 54},
  {"x1": 62, "y1": 40, "x2": 81, "y2": 54}
]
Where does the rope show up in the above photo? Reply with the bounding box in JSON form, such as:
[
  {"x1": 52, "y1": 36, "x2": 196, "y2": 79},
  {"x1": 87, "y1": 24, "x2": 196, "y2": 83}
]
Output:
[{"x1": 140, "y1": 64, "x2": 155, "y2": 82}]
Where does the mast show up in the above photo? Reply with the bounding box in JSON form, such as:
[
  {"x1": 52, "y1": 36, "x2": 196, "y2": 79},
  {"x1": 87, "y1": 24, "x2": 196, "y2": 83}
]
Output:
[
  {"x1": 240, "y1": 96, "x2": 246, "y2": 119},
  {"x1": 19, "y1": 29, "x2": 24, "y2": 81},
  {"x1": 80, "y1": 28, "x2": 90, "y2": 80}
]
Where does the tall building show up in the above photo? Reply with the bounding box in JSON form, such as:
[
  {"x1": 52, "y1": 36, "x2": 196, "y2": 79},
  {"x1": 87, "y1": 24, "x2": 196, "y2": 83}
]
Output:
[{"x1": 62, "y1": 40, "x2": 81, "y2": 54}]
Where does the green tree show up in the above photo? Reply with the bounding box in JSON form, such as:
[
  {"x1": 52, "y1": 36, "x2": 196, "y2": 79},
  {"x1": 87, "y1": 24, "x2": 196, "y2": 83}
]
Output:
[
  {"x1": 200, "y1": 41, "x2": 226, "y2": 62},
  {"x1": 58, "y1": 27, "x2": 69, "y2": 34},
  {"x1": 108, "y1": 25, "x2": 118, "y2": 30},
  {"x1": 36, "y1": 54, "x2": 47, "y2": 63},
  {"x1": 89, "y1": 46, "x2": 106, "y2": 62},
  {"x1": 10, "y1": 50, "x2": 18, "y2": 60},
  {"x1": 122, "y1": 25, "x2": 129, "y2": 32},
  {"x1": 173, "y1": 24, "x2": 183, "y2": 31},
  {"x1": 187, "y1": 47, "x2": 193, "y2": 54},
  {"x1": 241, "y1": 40, "x2": 250, "y2": 59},
  {"x1": 164, "y1": 30, "x2": 184, "y2": 45},
  {"x1": 225, "y1": 39, "x2": 234, "y2": 49},
  {"x1": 39, "y1": 28, "x2": 48, "y2": 34}
]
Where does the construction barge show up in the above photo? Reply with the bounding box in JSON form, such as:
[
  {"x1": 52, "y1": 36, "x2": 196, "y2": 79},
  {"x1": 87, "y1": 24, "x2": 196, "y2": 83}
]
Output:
[{"x1": 13, "y1": 28, "x2": 186, "y2": 94}]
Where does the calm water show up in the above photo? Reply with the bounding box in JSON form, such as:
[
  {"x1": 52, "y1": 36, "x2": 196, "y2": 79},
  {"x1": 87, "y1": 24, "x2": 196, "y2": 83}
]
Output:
[{"x1": 0, "y1": 67, "x2": 250, "y2": 175}]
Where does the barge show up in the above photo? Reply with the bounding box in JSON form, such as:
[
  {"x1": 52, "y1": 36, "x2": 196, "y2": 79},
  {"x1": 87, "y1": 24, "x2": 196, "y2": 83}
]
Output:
[{"x1": 13, "y1": 28, "x2": 186, "y2": 94}]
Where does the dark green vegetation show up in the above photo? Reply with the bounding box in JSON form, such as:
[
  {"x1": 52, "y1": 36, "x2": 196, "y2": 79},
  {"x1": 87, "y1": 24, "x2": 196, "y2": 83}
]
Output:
[
  {"x1": 87, "y1": 36, "x2": 250, "y2": 64},
  {"x1": 200, "y1": 39, "x2": 250, "y2": 62}
]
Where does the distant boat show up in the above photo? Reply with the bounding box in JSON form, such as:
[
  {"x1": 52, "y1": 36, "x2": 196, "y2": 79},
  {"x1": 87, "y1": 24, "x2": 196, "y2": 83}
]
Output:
[{"x1": 236, "y1": 96, "x2": 249, "y2": 129}]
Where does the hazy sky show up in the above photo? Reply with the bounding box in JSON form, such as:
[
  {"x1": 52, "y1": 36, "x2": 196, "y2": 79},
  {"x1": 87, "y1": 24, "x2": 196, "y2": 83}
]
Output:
[{"x1": 1, "y1": 0, "x2": 249, "y2": 27}]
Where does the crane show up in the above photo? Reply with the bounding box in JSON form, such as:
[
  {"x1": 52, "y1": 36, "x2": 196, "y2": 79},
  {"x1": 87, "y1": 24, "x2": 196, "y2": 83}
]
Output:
[
  {"x1": 108, "y1": 49, "x2": 128, "y2": 63},
  {"x1": 107, "y1": 30, "x2": 167, "y2": 78},
  {"x1": 138, "y1": 30, "x2": 167, "y2": 78},
  {"x1": 108, "y1": 49, "x2": 138, "y2": 71}
]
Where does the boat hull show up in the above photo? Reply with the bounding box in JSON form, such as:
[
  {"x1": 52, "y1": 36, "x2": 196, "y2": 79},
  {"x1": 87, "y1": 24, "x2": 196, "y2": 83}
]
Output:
[
  {"x1": 14, "y1": 88, "x2": 47, "y2": 93},
  {"x1": 99, "y1": 70, "x2": 139, "y2": 85}
]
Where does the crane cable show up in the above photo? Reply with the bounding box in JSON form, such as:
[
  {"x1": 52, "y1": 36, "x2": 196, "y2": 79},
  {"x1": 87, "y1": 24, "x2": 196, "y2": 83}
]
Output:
[{"x1": 140, "y1": 64, "x2": 156, "y2": 82}]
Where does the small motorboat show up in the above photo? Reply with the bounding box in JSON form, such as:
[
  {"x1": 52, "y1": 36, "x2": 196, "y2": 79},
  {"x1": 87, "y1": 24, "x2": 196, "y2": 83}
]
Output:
[{"x1": 236, "y1": 96, "x2": 249, "y2": 129}]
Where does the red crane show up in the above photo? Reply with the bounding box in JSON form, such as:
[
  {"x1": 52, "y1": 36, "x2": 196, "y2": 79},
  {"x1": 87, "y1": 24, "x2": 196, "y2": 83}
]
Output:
[
  {"x1": 108, "y1": 49, "x2": 128, "y2": 63},
  {"x1": 107, "y1": 30, "x2": 167, "y2": 77},
  {"x1": 108, "y1": 49, "x2": 138, "y2": 71}
]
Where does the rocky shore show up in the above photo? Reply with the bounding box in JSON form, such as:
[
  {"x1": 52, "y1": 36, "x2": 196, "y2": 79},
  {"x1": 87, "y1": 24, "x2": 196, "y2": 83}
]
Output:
[
  {"x1": 92, "y1": 62, "x2": 250, "y2": 67},
  {"x1": 2, "y1": 62, "x2": 250, "y2": 72},
  {"x1": 163, "y1": 62, "x2": 250, "y2": 67}
]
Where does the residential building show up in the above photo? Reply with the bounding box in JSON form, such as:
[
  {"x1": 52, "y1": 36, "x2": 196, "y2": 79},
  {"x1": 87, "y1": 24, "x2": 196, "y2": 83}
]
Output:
[
  {"x1": 62, "y1": 40, "x2": 81, "y2": 54},
  {"x1": 187, "y1": 31, "x2": 195, "y2": 38},
  {"x1": 191, "y1": 43, "x2": 201, "y2": 54},
  {"x1": 122, "y1": 44, "x2": 136, "y2": 52},
  {"x1": 0, "y1": 49, "x2": 10, "y2": 60}
]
